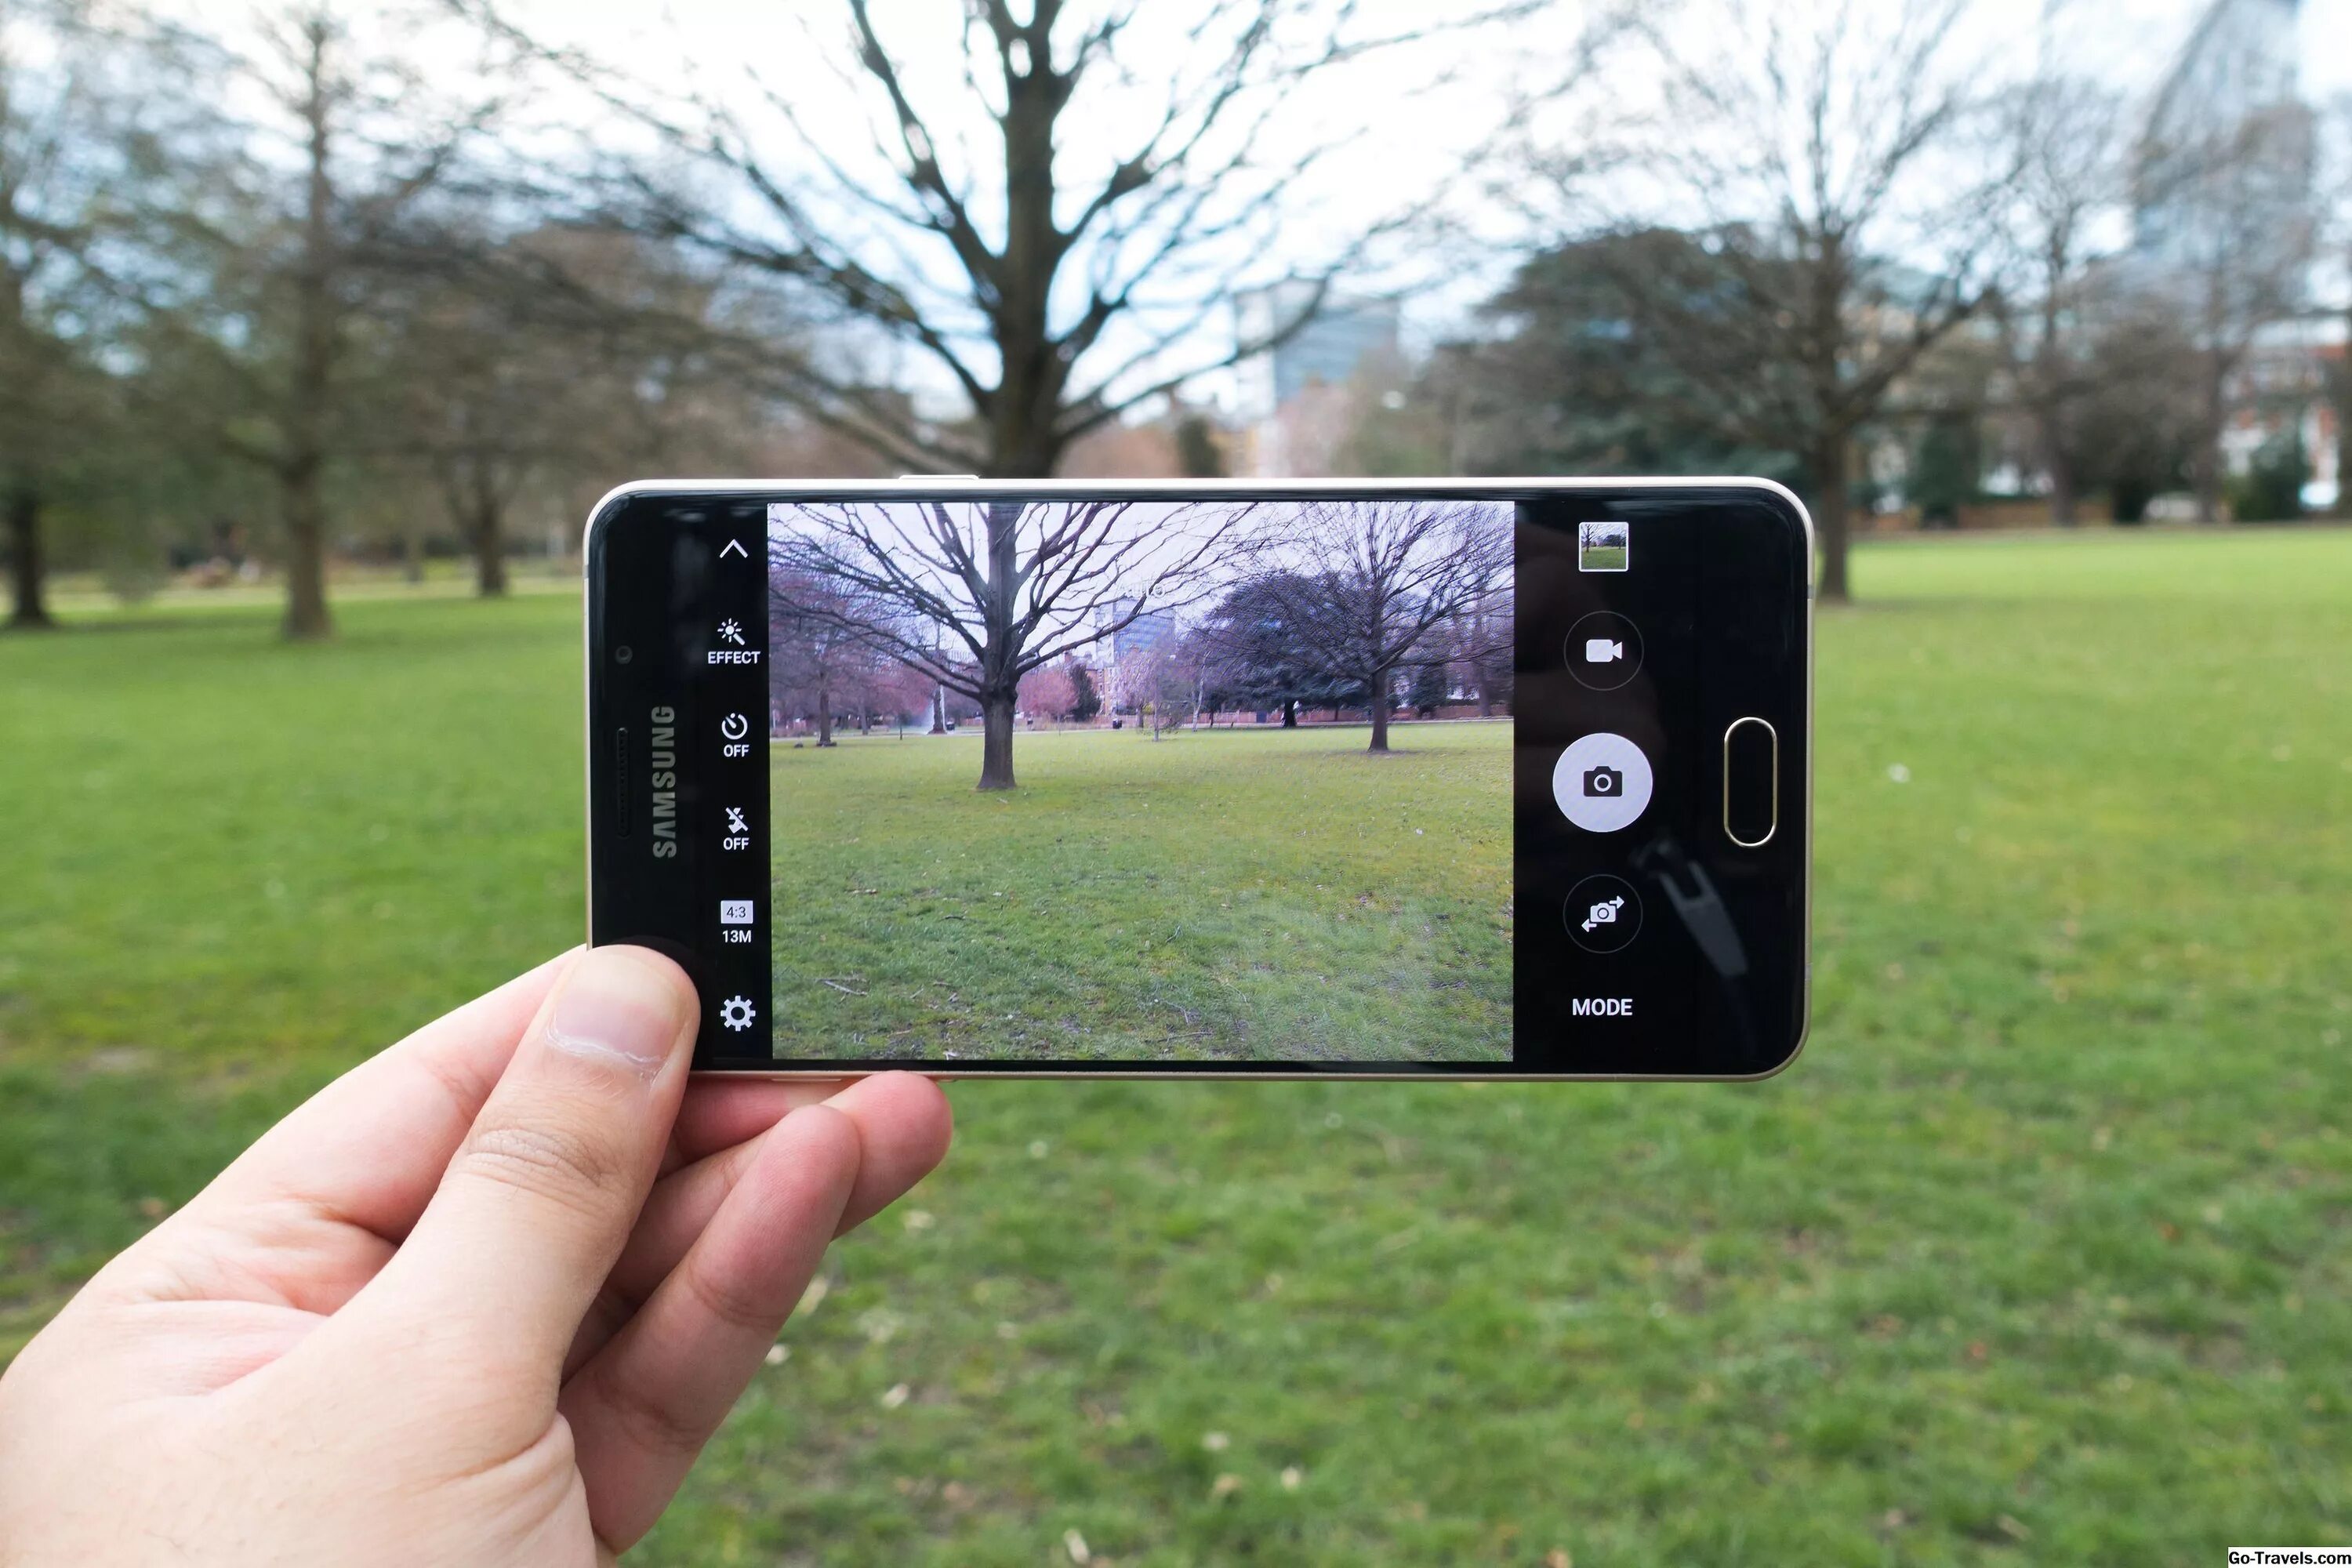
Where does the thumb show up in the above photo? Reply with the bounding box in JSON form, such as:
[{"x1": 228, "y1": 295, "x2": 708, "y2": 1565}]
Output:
[{"x1": 343, "y1": 946, "x2": 699, "y2": 1396}]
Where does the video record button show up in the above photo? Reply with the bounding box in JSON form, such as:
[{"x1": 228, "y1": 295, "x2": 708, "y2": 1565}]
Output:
[
  {"x1": 1565, "y1": 611, "x2": 1642, "y2": 691},
  {"x1": 1564, "y1": 873, "x2": 1642, "y2": 954}
]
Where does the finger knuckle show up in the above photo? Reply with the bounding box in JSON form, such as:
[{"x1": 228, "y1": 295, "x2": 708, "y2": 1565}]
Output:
[
  {"x1": 682, "y1": 1256, "x2": 782, "y2": 1338},
  {"x1": 458, "y1": 1121, "x2": 630, "y2": 1211},
  {"x1": 585, "y1": 1359, "x2": 710, "y2": 1459}
]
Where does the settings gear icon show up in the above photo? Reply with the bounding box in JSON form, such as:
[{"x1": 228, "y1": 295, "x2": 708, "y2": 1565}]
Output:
[{"x1": 719, "y1": 995, "x2": 757, "y2": 1032}]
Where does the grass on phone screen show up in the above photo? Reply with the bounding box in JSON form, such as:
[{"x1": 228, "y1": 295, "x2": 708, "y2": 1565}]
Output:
[
  {"x1": 3, "y1": 525, "x2": 2350, "y2": 1563},
  {"x1": 767, "y1": 721, "x2": 1513, "y2": 1064}
]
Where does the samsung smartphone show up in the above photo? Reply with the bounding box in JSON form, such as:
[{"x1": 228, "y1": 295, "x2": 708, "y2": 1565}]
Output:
[{"x1": 584, "y1": 480, "x2": 1810, "y2": 1080}]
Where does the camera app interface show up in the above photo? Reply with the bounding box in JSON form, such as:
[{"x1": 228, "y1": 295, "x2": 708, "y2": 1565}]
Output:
[
  {"x1": 662, "y1": 488, "x2": 1799, "y2": 1072},
  {"x1": 757, "y1": 496, "x2": 1516, "y2": 1065},
  {"x1": 1512, "y1": 492, "x2": 1804, "y2": 1075}
]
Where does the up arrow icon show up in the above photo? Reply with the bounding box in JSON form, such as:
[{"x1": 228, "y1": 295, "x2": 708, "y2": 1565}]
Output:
[{"x1": 719, "y1": 539, "x2": 749, "y2": 560}]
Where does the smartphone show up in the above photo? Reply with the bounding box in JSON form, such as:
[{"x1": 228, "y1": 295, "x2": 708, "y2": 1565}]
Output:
[{"x1": 584, "y1": 480, "x2": 1811, "y2": 1080}]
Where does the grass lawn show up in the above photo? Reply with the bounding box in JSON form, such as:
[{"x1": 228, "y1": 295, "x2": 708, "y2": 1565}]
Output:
[
  {"x1": 771, "y1": 724, "x2": 1512, "y2": 1063},
  {"x1": 4, "y1": 524, "x2": 2351, "y2": 1563}
]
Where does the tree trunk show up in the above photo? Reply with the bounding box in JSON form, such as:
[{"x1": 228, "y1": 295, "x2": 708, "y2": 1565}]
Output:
[
  {"x1": 2336, "y1": 294, "x2": 2351, "y2": 521},
  {"x1": 5, "y1": 481, "x2": 55, "y2": 630},
  {"x1": 973, "y1": 499, "x2": 1025, "y2": 787},
  {"x1": 816, "y1": 683, "x2": 834, "y2": 747},
  {"x1": 930, "y1": 686, "x2": 946, "y2": 734},
  {"x1": 2191, "y1": 358, "x2": 2226, "y2": 524},
  {"x1": 983, "y1": 49, "x2": 1071, "y2": 481},
  {"x1": 2038, "y1": 396, "x2": 2078, "y2": 526},
  {"x1": 471, "y1": 490, "x2": 509, "y2": 597},
  {"x1": 1282, "y1": 699, "x2": 1297, "y2": 728},
  {"x1": 2035, "y1": 281, "x2": 2075, "y2": 526},
  {"x1": 1812, "y1": 430, "x2": 1852, "y2": 604},
  {"x1": 2192, "y1": 327, "x2": 2228, "y2": 523},
  {"x1": 281, "y1": 22, "x2": 339, "y2": 642},
  {"x1": 977, "y1": 690, "x2": 1016, "y2": 789},
  {"x1": 1367, "y1": 674, "x2": 1391, "y2": 753},
  {"x1": 1474, "y1": 604, "x2": 1494, "y2": 717},
  {"x1": 281, "y1": 459, "x2": 333, "y2": 641}
]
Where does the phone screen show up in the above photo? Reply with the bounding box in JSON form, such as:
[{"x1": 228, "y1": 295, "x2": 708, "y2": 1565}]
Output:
[{"x1": 587, "y1": 484, "x2": 1809, "y2": 1079}]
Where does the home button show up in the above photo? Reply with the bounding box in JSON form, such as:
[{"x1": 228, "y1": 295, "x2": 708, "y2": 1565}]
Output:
[{"x1": 1723, "y1": 717, "x2": 1777, "y2": 848}]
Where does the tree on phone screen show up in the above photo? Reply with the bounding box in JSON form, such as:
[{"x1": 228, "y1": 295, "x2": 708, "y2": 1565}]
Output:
[{"x1": 769, "y1": 495, "x2": 1260, "y2": 789}]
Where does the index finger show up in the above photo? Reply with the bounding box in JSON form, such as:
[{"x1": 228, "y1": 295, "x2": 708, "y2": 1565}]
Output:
[{"x1": 663, "y1": 1078, "x2": 857, "y2": 1173}]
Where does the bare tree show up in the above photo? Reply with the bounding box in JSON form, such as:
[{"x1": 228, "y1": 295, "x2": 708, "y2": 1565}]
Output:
[
  {"x1": 1, "y1": 0, "x2": 145, "y2": 629},
  {"x1": 769, "y1": 567, "x2": 900, "y2": 748},
  {"x1": 2134, "y1": 103, "x2": 2316, "y2": 522},
  {"x1": 769, "y1": 496, "x2": 1259, "y2": 789},
  {"x1": 377, "y1": 223, "x2": 803, "y2": 594},
  {"x1": 129, "y1": 3, "x2": 512, "y2": 638},
  {"x1": 1991, "y1": 74, "x2": 2129, "y2": 524},
  {"x1": 1143, "y1": 639, "x2": 1203, "y2": 737},
  {"x1": 1456, "y1": 545, "x2": 1513, "y2": 717},
  {"x1": 481, "y1": 0, "x2": 1552, "y2": 477},
  {"x1": 380, "y1": 254, "x2": 573, "y2": 595},
  {"x1": 2310, "y1": 93, "x2": 2350, "y2": 520},
  {"x1": 0, "y1": 0, "x2": 82, "y2": 629},
  {"x1": 1250, "y1": 498, "x2": 1511, "y2": 753},
  {"x1": 1520, "y1": 0, "x2": 2005, "y2": 601}
]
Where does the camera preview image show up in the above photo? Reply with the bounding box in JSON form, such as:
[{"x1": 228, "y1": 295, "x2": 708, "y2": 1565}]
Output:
[{"x1": 761, "y1": 495, "x2": 1517, "y2": 1064}]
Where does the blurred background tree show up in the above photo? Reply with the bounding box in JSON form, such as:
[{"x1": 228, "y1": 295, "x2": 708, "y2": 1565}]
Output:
[
  {"x1": 475, "y1": 0, "x2": 1561, "y2": 479},
  {"x1": 2, "y1": 0, "x2": 132, "y2": 630},
  {"x1": 118, "y1": 2, "x2": 524, "y2": 637},
  {"x1": 1508, "y1": 0, "x2": 2009, "y2": 601},
  {"x1": 0, "y1": 0, "x2": 2345, "y2": 630}
]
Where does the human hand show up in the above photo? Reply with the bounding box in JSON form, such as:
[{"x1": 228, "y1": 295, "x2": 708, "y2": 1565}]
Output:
[{"x1": 0, "y1": 946, "x2": 952, "y2": 1566}]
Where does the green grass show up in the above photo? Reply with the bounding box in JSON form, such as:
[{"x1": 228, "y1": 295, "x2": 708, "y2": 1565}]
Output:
[
  {"x1": 5, "y1": 526, "x2": 2352, "y2": 1563},
  {"x1": 770, "y1": 724, "x2": 1511, "y2": 1062}
]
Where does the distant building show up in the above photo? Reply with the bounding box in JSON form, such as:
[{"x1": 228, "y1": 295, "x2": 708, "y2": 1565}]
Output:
[
  {"x1": 2130, "y1": 0, "x2": 2312, "y2": 291},
  {"x1": 1233, "y1": 282, "x2": 1403, "y2": 476},
  {"x1": 1102, "y1": 599, "x2": 1177, "y2": 660},
  {"x1": 2119, "y1": 0, "x2": 2336, "y2": 514},
  {"x1": 1234, "y1": 282, "x2": 1402, "y2": 416}
]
